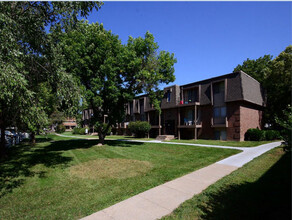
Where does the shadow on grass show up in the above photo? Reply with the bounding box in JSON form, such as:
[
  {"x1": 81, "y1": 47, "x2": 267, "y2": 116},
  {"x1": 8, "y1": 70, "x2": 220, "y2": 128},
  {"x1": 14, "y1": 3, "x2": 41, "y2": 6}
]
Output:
[
  {"x1": 197, "y1": 149, "x2": 291, "y2": 220},
  {"x1": 0, "y1": 137, "x2": 144, "y2": 198}
]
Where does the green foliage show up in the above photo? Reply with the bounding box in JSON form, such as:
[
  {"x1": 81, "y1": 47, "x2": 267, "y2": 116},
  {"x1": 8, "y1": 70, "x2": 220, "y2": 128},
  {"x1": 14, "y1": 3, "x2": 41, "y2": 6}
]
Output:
[
  {"x1": 245, "y1": 128, "x2": 280, "y2": 141},
  {"x1": 275, "y1": 106, "x2": 292, "y2": 149},
  {"x1": 245, "y1": 128, "x2": 266, "y2": 141},
  {"x1": 234, "y1": 46, "x2": 292, "y2": 127},
  {"x1": 56, "y1": 124, "x2": 66, "y2": 134},
  {"x1": 0, "y1": 2, "x2": 101, "y2": 153},
  {"x1": 103, "y1": 123, "x2": 112, "y2": 135},
  {"x1": 94, "y1": 123, "x2": 112, "y2": 135},
  {"x1": 49, "y1": 111, "x2": 65, "y2": 126},
  {"x1": 233, "y1": 55, "x2": 272, "y2": 85},
  {"x1": 128, "y1": 121, "x2": 151, "y2": 138},
  {"x1": 264, "y1": 130, "x2": 281, "y2": 141},
  {"x1": 61, "y1": 22, "x2": 176, "y2": 143},
  {"x1": 72, "y1": 127, "x2": 86, "y2": 135}
]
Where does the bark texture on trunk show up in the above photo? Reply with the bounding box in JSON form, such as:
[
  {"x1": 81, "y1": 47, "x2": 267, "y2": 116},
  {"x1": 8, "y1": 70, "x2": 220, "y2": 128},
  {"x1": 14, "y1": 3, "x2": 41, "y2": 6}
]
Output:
[
  {"x1": 31, "y1": 132, "x2": 36, "y2": 144},
  {"x1": 98, "y1": 132, "x2": 105, "y2": 145},
  {"x1": 0, "y1": 125, "x2": 6, "y2": 159}
]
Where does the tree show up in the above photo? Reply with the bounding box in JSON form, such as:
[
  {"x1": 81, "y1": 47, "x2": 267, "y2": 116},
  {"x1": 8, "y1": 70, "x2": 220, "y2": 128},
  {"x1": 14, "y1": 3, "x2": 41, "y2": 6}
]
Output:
[
  {"x1": 233, "y1": 55, "x2": 272, "y2": 85},
  {"x1": 233, "y1": 46, "x2": 292, "y2": 127},
  {"x1": 265, "y1": 46, "x2": 292, "y2": 125},
  {"x1": 0, "y1": 2, "x2": 102, "y2": 157},
  {"x1": 61, "y1": 22, "x2": 176, "y2": 144},
  {"x1": 275, "y1": 105, "x2": 292, "y2": 150}
]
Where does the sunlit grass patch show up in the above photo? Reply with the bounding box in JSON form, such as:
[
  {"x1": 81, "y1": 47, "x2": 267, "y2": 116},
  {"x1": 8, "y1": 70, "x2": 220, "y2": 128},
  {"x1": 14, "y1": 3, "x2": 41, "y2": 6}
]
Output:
[{"x1": 69, "y1": 158, "x2": 152, "y2": 179}]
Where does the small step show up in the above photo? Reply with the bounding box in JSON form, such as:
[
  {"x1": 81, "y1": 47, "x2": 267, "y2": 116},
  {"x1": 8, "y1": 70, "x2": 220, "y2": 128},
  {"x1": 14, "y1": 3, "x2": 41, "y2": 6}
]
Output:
[{"x1": 156, "y1": 135, "x2": 175, "y2": 141}]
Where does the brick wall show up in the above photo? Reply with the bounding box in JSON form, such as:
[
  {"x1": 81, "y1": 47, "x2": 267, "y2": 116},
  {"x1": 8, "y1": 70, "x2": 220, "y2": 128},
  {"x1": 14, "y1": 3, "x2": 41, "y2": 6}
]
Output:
[
  {"x1": 239, "y1": 103, "x2": 263, "y2": 141},
  {"x1": 226, "y1": 102, "x2": 240, "y2": 141}
]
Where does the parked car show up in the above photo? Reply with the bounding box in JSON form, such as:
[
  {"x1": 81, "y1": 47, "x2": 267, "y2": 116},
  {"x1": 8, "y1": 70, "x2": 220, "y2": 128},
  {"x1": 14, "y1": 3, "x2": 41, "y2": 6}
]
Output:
[{"x1": 0, "y1": 131, "x2": 12, "y2": 148}]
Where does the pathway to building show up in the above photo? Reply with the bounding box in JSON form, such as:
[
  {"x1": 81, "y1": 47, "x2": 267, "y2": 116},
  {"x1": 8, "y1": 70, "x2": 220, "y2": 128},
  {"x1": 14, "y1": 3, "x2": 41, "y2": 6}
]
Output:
[{"x1": 55, "y1": 134, "x2": 282, "y2": 220}]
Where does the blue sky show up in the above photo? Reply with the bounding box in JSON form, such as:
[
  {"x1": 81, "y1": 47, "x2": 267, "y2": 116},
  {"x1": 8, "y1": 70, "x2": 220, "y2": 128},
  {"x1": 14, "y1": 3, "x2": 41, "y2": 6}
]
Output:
[{"x1": 84, "y1": 1, "x2": 291, "y2": 86}]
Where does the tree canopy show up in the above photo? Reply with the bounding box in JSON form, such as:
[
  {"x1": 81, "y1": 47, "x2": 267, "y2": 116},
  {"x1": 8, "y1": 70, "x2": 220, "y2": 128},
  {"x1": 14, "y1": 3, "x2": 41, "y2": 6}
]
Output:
[
  {"x1": 61, "y1": 21, "x2": 177, "y2": 144},
  {"x1": 0, "y1": 2, "x2": 102, "y2": 157},
  {"x1": 234, "y1": 45, "x2": 292, "y2": 127}
]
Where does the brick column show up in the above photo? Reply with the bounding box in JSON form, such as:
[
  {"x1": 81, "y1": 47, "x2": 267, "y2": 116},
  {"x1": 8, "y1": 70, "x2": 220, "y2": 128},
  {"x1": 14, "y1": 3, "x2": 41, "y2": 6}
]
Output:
[{"x1": 178, "y1": 108, "x2": 181, "y2": 140}]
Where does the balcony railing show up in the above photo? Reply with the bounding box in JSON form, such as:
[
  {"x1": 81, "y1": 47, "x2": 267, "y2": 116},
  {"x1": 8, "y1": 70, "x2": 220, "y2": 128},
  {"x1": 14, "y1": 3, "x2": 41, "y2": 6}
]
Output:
[
  {"x1": 178, "y1": 119, "x2": 202, "y2": 128},
  {"x1": 211, "y1": 117, "x2": 228, "y2": 127}
]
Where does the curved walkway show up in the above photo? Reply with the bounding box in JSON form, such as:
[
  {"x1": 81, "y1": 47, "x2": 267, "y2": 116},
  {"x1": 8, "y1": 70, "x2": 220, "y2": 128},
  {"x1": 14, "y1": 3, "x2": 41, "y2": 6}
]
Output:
[{"x1": 55, "y1": 134, "x2": 282, "y2": 220}]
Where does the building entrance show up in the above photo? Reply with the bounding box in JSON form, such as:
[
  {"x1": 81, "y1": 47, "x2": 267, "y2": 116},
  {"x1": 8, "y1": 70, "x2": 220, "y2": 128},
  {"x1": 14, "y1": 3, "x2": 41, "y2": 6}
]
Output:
[{"x1": 165, "y1": 120, "x2": 175, "y2": 135}]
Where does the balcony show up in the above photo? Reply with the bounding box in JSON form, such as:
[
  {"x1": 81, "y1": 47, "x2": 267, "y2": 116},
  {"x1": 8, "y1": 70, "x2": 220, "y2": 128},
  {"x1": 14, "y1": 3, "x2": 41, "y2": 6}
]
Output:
[
  {"x1": 178, "y1": 121, "x2": 202, "y2": 128},
  {"x1": 178, "y1": 101, "x2": 200, "y2": 107},
  {"x1": 179, "y1": 87, "x2": 199, "y2": 107},
  {"x1": 211, "y1": 117, "x2": 228, "y2": 127}
]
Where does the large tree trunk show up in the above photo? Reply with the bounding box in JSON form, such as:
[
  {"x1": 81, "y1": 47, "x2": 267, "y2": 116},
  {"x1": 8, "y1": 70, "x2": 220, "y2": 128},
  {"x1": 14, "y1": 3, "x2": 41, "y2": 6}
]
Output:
[
  {"x1": 98, "y1": 132, "x2": 105, "y2": 145},
  {"x1": 31, "y1": 132, "x2": 36, "y2": 144},
  {"x1": 0, "y1": 124, "x2": 6, "y2": 159}
]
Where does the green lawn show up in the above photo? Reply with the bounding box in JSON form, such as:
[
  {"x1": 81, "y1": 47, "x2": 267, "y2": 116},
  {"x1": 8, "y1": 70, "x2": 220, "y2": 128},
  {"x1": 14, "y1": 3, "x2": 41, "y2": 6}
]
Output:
[
  {"x1": 162, "y1": 146, "x2": 291, "y2": 220},
  {"x1": 62, "y1": 132, "x2": 275, "y2": 147},
  {"x1": 0, "y1": 134, "x2": 239, "y2": 220},
  {"x1": 167, "y1": 139, "x2": 276, "y2": 147},
  {"x1": 61, "y1": 132, "x2": 155, "y2": 141}
]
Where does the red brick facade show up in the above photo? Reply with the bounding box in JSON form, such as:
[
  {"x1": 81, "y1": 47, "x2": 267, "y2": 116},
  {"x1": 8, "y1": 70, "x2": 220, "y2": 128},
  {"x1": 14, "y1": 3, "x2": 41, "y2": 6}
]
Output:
[{"x1": 239, "y1": 103, "x2": 263, "y2": 141}]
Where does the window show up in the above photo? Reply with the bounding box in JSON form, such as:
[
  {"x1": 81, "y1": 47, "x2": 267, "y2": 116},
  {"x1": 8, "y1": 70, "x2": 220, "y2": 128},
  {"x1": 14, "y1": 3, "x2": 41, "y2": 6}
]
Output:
[
  {"x1": 183, "y1": 89, "x2": 198, "y2": 103},
  {"x1": 215, "y1": 129, "x2": 227, "y2": 140},
  {"x1": 166, "y1": 90, "x2": 171, "y2": 102},
  {"x1": 213, "y1": 81, "x2": 225, "y2": 94},
  {"x1": 130, "y1": 102, "x2": 133, "y2": 115},
  {"x1": 213, "y1": 106, "x2": 226, "y2": 118},
  {"x1": 136, "y1": 101, "x2": 139, "y2": 111}
]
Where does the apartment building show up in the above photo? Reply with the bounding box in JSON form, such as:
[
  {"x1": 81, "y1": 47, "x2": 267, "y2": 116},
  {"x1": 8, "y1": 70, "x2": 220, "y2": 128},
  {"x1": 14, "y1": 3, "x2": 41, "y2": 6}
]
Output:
[
  {"x1": 62, "y1": 118, "x2": 77, "y2": 131},
  {"x1": 123, "y1": 71, "x2": 265, "y2": 141}
]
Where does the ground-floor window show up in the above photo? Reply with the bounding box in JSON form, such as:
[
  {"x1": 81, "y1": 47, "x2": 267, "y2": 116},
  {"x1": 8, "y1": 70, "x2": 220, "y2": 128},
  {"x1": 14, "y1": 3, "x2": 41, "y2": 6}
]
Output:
[{"x1": 215, "y1": 129, "x2": 226, "y2": 140}]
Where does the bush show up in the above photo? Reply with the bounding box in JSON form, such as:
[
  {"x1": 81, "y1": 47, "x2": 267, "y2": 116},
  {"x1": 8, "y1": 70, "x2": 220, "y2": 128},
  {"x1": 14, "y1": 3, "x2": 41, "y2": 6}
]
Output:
[
  {"x1": 94, "y1": 123, "x2": 112, "y2": 135},
  {"x1": 56, "y1": 124, "x2": 66, "y2": 133},
  {"x1": 128, "y1": 121, "x2": 151, "y2": 138},
  {"x1": 265, "y1": 130, "x2": 281, "y2": 141},
  {"x1": 72, "y1": 127, "x2": 86, "y2": 135},
  {"x1": 72, "y1": 127, "x2": 79, "y2": 134},
  {"x1": 245, "y1": 128, "x2": 265, "y2": 141}
]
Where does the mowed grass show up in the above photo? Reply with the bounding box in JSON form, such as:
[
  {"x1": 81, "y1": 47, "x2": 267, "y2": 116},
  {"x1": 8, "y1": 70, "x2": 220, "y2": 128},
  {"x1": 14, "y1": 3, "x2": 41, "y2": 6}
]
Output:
[
  {"x1": 62, "y1": 132, "x2": 275, "y2": 147},
  {"x1": 162, "y1": 146, "x2": 291, "y2": 220},
  {"x1": 167, "y1": 139, "x2": 276, "y2": 147},
  {"x1": 0, "y1": 134, "x2": 239, "y2": 220}
]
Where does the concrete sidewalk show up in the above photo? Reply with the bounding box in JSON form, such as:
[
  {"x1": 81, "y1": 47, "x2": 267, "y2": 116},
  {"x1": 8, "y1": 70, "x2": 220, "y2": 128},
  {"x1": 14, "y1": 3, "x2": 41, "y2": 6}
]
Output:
[{"x1": 80, "y1": 141, "x2": 282, "y2": 220}]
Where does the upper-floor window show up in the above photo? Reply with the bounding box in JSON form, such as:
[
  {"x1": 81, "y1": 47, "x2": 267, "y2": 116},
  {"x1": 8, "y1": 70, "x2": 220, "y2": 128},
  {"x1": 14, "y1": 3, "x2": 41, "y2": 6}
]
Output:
[
  {"x1": 183, "y1": 88, "x2": 198, "y2": 104},
  {"x1": 213, "y1": 106, "x2": 226, "y2": 118},
  {"x1": 130, "y1": 102, "x2": 133, "y2": 115},
  {"x1": 140, "y1": 99, "x2": 144, "y2": 114},
  {"x1": 135, "y1": 100, "x2": 139, "y2": 111},
  {"x1": 213, "y1": 81, "x2": 224, "y2": 94},
  {"x1": 166, "y1": 90, "x2": 171, "y2": 102}
]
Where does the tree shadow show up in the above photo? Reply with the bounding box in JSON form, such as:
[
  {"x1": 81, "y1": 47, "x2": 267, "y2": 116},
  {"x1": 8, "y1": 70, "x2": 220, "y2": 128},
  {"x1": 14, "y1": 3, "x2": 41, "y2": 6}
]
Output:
[
  {"x1": 105, "y1": 140, "x2": 144, "y2": 147},
  {"x1": 197, "y1": 150, "x2": 291, "y2": 220},
  {"x1": 0, "y1": 137, "x2": 144, "y2": 198}
]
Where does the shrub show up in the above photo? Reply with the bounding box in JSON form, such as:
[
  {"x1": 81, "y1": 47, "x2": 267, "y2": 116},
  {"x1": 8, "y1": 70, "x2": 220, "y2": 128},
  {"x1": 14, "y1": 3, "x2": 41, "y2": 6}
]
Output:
[
  {"x1": 78, "y1": 128, "x2": 86, "y2": 135},
  {"x1": 94, "y1": 123, "x2": 112, "y2": 135},
  {"x1": 56, "y1": 124, "x2": 66, "y2": 133},
  {"x1": 265, "y1": 130, "x2": 281, "y2": 141},
  {"x1": 72, "y1": 127, "x2": 79, "y2": 134},
  {"x1": 72, "y1": 127, "x2": 86, "y2": 135},
  {"x1": 103, "y1": 123, "x2": 112, "y2": 135},
  {"x1": 245, "y1": 128, "x2": 265, "y2": 141},
  {"x1": 128, "y1": 121, "x2": 151, "y2": 138}
]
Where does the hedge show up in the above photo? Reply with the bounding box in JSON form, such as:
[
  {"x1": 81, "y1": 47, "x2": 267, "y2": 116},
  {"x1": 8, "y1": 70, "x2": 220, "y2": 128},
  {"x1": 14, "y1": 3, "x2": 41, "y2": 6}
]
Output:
[
  {"x1": 72, "y1": 127, "x2": 86, "y2": 135},
  {"x1": 245, "y1": 128, "x2": 280, "y2": 141},
  {"x1": 56, "y1": 124, "x2": 66, "y2": 134},
  {"x1": 128, "y1": 121, "x2": 151, "y2": 138}
]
